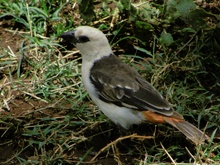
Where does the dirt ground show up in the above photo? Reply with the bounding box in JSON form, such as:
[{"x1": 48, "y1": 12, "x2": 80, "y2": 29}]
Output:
[
  {"x1": 1, "y1": 16, "x2": 220, "y2": 165},
  {"x1": 0, "y1": 27, "x2": 136, "y2": 164},
  {"x1": 0, "y1": 12, "x2": 152, "y2": 165}
]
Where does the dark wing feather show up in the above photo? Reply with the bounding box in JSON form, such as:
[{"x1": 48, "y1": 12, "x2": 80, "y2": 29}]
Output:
[{"x1": 90, "y1": 54, "x2": 173, "y2": 116}]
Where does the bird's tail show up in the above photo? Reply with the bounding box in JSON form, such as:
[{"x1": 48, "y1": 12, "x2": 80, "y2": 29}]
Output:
[
  {"x1": 164, "y1": 117, "x2": 209, "y2": 144},
  {"x1": 142, "y1": 111, "x2": 209, "y2": 144}
]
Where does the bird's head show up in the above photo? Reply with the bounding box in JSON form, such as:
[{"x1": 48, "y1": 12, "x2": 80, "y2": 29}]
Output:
[{"x1": 59, "y1": 26, "x2": 112, "y2": 62}]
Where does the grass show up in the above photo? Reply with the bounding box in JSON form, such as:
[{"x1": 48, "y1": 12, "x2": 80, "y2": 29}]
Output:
[{"x1": 0, "y1": 0, "x2": 220, "y2": 164}]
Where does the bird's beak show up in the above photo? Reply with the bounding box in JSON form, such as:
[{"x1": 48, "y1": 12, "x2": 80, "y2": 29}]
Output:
[{"x1": 59, "y1": 30, "x2": 78, "y2": 45}]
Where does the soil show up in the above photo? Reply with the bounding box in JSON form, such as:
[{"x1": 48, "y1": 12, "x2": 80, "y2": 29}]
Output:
[
  {"x1": 0, "y1": 15, "x2": 219, "y2": 165},
  {"x1": 0, "y1": 10, "x2": 145, "y2": 165}
]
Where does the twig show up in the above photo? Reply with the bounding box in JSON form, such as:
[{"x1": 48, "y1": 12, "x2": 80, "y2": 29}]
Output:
[
  {"x1": 185, "y1": 146, "x2": 195, "y2": 162},
  {"x1": 160, "y1": 142, "x2": 176, "y2": 165},
  {"x1": 90, "y1": 134, "x2": 153, "y2": 162},
  {"x1": 21, "y1": 91, "x2": 48, "y2": 103},
  {"x1": 174, "y1": 32, "x2": 197, "y2": 56},
  {"x1": 93, "y1": 16, "x2": 111, "y2": 25}
]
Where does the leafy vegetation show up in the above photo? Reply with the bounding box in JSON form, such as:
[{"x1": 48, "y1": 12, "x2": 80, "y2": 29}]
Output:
[{"x1": 0, "y1": 0, "x2": 219, "y2": 164}]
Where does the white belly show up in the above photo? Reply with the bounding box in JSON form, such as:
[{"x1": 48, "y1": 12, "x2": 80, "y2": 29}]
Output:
[{"x1": 90, "y1": 95, "x2": 145, "y2": 129}]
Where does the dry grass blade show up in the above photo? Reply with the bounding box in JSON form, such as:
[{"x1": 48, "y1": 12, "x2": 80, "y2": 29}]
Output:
[
  {"x1": 90, "y1": 134, "x2": 154, "y2": 162},
  {"x1": 160, "y1": 142, "x2": 176, "y2": 165}
]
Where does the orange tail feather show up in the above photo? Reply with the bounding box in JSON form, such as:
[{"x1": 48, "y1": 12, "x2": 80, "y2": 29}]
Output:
[
  {"x1": 164, "y1": 117, "x2": 209, "y2": 144},
  {"x1": 142, "y1": 111, "x2": 209, "y2": 144}
]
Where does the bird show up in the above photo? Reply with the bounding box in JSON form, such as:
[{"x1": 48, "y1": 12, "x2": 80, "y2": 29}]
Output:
[{"x1": 59, "y1": 26, "x2": 209, "y2": 144}]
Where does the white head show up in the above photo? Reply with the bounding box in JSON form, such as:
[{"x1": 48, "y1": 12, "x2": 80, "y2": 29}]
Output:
[{"x1": 60, "y1": 26, "x2": 113, "y2": 62}]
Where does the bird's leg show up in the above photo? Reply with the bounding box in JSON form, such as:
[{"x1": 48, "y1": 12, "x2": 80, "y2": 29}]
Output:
[{"x1": 117, "y1": 124, "x2": 130, "y2": 136}]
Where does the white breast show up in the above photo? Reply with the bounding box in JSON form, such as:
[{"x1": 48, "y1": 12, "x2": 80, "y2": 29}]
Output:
[{"x1": 81, "y1": 60, "x2": 145, "y2": 129}]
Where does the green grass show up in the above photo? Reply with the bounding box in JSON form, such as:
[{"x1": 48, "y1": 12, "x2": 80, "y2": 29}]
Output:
[{"x1": 0, "y1": 0, "x2": 219, "y2": 164}]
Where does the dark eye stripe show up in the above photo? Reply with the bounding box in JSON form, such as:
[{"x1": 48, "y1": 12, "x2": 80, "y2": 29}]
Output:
[{"x1": 78, "y1": 35, "x2": 90, "y2": 43}]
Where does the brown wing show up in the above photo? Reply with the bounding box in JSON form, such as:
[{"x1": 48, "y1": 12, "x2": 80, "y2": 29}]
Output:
[{"x1": 90, "y1": 54, "x2": 173, "y2": 116}]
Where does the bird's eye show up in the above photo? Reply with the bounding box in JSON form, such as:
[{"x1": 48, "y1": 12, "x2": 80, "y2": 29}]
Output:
[{"x1": 78, "y1": 35, "x2": 90, "y2": 43}]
